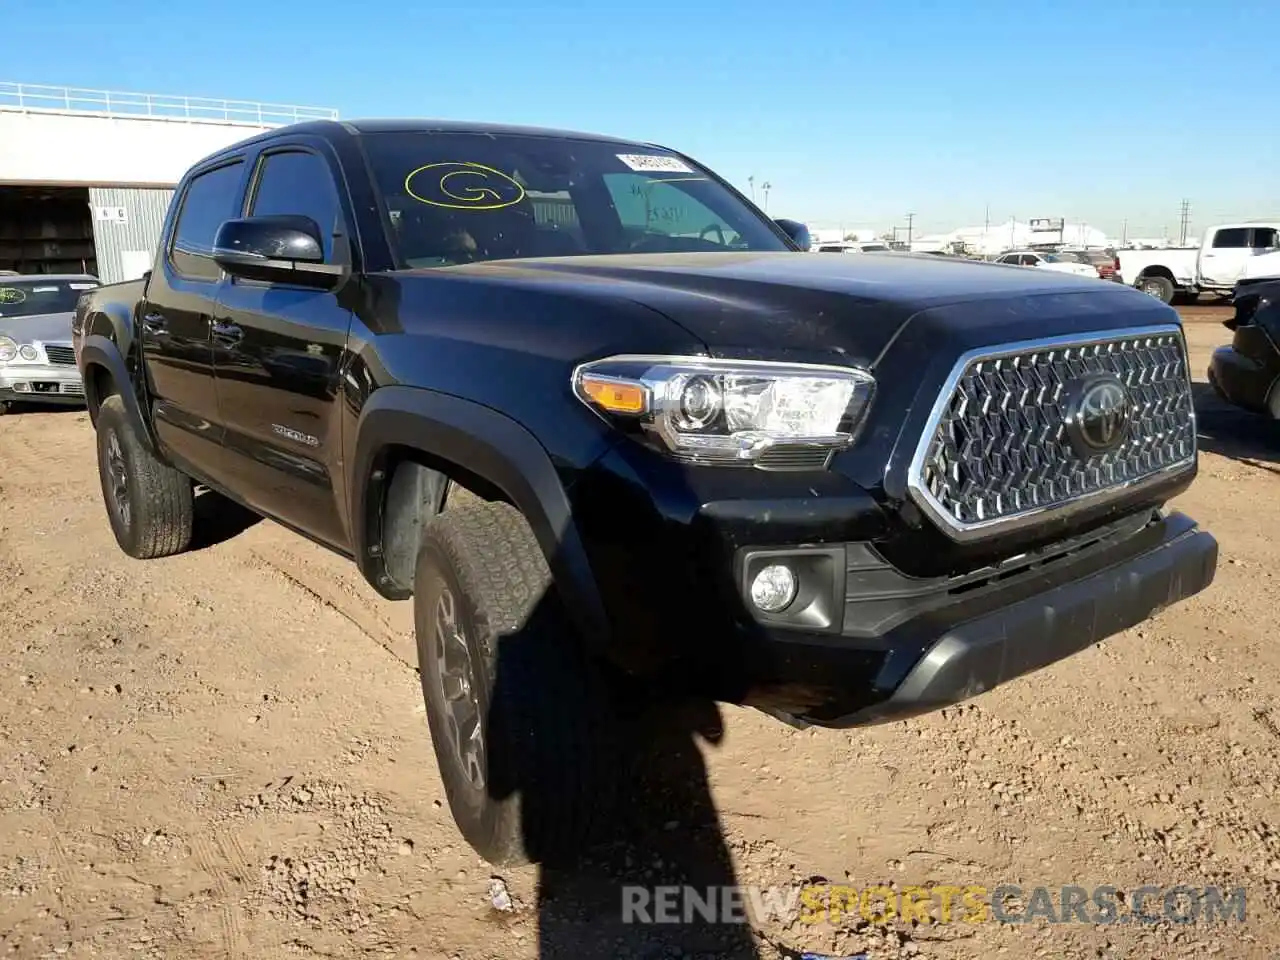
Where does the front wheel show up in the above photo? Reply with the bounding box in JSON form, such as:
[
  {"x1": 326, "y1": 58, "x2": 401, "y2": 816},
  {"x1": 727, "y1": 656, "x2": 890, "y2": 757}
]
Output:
[
  {"x1": 414, "y1": 498, "x2": 619, "y2": 866},
  {"x1": 1138, "y1": 274, "x2": 1175, "y2": 303}
]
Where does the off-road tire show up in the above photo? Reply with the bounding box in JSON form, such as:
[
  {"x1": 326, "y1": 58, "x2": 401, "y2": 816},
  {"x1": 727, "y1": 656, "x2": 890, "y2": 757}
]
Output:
[
  {"x1": 414, "y1": 498, "x2": 618, "y2": 867},
  {"x1": 95, "y1": 394, "x2": 194, "y2": 559},
  {"x1": 1138, "y1": 274, "x2": 1175, "y2": 303}
]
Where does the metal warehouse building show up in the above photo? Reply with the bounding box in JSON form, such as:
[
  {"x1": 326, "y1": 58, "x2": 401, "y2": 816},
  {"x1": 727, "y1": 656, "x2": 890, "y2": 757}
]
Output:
[{"x1": 0, "y1": 82, "x2": 337, "y2": 283}]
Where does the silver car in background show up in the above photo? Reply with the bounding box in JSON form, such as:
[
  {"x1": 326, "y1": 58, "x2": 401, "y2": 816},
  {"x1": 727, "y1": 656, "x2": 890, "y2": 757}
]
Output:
[{"x1": 0, "y1": 274, "x2": 99, "y2": 413}]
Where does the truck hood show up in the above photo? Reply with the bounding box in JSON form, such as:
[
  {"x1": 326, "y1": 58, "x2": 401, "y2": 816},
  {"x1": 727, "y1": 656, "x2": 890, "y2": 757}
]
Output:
[
  {"x1": 436, "y1": 251, "x2": 1153, "y2": 367},
  {"x1": 0, "y1": 311, "x2": 75, "y2": 344}
]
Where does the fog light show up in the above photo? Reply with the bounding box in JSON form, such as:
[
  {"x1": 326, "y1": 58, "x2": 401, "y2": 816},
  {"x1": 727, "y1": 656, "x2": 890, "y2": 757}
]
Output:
[{"x1": 750, "y1": 563, "x2": 797, "y2": 613}]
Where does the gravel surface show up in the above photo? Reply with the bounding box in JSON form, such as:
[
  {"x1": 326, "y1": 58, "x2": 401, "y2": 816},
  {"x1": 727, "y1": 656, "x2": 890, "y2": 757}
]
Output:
[{"x1": 2, "y1": 307, "x2": 1278, "y2": 959}]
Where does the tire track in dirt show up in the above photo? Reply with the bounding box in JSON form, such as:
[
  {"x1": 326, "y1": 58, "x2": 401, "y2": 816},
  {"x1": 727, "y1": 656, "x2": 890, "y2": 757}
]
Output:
[
  {"x1": 240, "y1": 546, "x2": 418, "y2": 672},
  {"x1": 190, "y1": 833, "x2": 249, "y2": 959}
]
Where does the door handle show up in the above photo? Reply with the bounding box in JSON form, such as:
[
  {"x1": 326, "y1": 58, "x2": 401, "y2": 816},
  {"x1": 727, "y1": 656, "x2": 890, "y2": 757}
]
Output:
[
  {"x1": 212, "y1": 321, "x2": 243, "y2": 344},
  {"x1": 141, "y1": 313, "x2": 167, "y2": 333}
]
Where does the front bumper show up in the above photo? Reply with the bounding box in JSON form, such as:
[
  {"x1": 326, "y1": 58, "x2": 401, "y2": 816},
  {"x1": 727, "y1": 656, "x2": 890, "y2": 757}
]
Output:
[
  {"x1": 814, "y1": 511, "x2": 1216, "y2": 726},
  {"x1": 725, "y1": 510, "x2": 1218, "y2": 728},
  {"x1": 0, "y1": 363, "x2": 85, "y2": 405},
  {"x1": 575, "y1": 439, "x2": 1215, "y2": 728}
]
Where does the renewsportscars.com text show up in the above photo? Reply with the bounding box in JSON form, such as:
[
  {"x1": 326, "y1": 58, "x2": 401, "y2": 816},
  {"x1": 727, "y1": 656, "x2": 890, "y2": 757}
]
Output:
[{"x1": 621, "y1": 883, "x2": 1247, "y2": 926}]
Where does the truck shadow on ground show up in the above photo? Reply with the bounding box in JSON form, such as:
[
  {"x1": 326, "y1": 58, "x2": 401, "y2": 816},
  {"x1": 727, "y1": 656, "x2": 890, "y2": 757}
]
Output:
[
  {"x1": 533, "y1": 697, "x2": 773, "y2": 959},
  {"x1": 189, "y1": 488, "x2": 263, "y2": 550},
  {"x1": 476, "y1": 596, "x2": 794, "y2": 959},
  {"x1": 1191, "y1": 381, "x2": 1280, "y2": 474}
]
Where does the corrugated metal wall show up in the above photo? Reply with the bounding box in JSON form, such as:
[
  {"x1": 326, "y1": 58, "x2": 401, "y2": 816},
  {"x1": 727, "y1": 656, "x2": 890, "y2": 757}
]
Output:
[{"x1": 87, "y1": 187, "x2": 174, "y2": 285}]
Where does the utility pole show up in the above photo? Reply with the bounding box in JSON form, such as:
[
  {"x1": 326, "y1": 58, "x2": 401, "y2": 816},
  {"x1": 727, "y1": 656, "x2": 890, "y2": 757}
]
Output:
[
  {"x1": 748, "y1": 176, "x2": 756, "y2": 203},
  {"x1": 984, "y1": 203, "x2": 990, "y2": 232},
  {"x1": 762, "y1": 181, "x2": 772, "y2": 213},
  {"x1": 906, "y1": 212, "x2": 915, "y2": 249},
  {"x1": 1178, "y1": 199, "x2": 1191, "y2": 246},
  {"x1": 1121, "y1": 219, "x2": 1128, "y2": 246}
]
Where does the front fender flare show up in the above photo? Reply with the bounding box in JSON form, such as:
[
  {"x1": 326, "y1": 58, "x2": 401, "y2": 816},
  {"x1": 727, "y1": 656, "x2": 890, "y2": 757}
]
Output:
[
  {"x1": 78, "y1": 334, "x2": 156, "y2": 453},
  {"x1": 352, "y1": 385, "x2": 611, "y2": 650}
]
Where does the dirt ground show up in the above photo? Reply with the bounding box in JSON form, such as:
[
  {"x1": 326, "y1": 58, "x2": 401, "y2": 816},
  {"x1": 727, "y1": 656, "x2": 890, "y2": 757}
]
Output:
[{"x1": 3, "y1": 303, "x2": 1279, "y2": 960}]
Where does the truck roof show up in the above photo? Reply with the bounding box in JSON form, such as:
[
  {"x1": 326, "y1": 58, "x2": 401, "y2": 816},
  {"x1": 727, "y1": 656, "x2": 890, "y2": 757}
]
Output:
[{"x1": 196, "y1": 118, "x2": 662, "y2": 169}]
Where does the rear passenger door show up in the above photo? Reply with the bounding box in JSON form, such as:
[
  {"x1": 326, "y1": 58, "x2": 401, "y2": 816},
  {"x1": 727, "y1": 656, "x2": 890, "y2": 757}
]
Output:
[
  {"x1": 210, "y1": 144, "x2": 354, "y2": 550},
  {"x1": 141, "y1": 158, "x2": 247, "y2": 478}
]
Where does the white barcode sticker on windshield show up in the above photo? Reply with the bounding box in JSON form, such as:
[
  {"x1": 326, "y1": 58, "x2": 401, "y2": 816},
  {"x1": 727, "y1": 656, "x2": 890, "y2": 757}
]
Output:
[
  {"x1": 69, "y1": 283, "x2": 97, "y2": 290},
  {"x1": 32, "y1": 286, "x2": 57, "y2": 293},
  {"x1": 616, "y1": 153, "x2": 693, "y2": 174}
]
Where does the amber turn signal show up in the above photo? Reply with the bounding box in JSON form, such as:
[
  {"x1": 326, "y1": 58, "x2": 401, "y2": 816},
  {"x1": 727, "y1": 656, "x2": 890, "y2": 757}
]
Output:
[{"x1": 579, "y1": 375, "x2": 648, "y2": 415}]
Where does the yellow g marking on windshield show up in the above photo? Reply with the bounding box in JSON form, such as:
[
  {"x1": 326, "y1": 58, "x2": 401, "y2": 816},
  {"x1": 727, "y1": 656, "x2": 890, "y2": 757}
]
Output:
[
  {"x1": 0, "y1": 288, "x2": 26, "y2": 304},
  {"x1": 404, "y1": 162, "x2": 526, "y2": 211}
]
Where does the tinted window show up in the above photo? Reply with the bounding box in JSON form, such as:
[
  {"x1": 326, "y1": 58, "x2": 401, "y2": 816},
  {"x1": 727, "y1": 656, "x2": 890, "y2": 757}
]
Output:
[
  {"x1": 360, "y1": 132, "x2": 789, "y2": 268},
  {"x1": 0, "y1": 278, "x2": 99, "y2": 319},
  {"x1": 170, "y1": 161, "x2": 245, "y2": 280},
  {"x1": 249, "y1": 151, "x2": 343, "y2": 260},
  {"x1": 1212, "y1": 228, "x2": 1250, "y2": 248},
  {"x1": 1253, "y1": 227, "x2": 1279, "y2": 249}
]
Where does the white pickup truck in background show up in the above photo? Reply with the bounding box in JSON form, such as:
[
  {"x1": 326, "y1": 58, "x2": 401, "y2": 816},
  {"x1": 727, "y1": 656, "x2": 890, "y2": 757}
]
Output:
[{"x1": 1116, "y1": 221, "x2": 1280, "y2": 303}]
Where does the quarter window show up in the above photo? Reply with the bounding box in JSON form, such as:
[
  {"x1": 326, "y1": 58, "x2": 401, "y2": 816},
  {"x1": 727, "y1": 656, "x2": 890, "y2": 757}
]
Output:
[{"x1": 170, "y1": 161, "x2": 245, "y2": 281}]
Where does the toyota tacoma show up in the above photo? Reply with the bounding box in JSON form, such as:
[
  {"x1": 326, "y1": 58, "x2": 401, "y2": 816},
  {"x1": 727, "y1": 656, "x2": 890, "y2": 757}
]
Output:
[{"x1": 73, "y1": 119, "x2": 1217, "y2": 865}]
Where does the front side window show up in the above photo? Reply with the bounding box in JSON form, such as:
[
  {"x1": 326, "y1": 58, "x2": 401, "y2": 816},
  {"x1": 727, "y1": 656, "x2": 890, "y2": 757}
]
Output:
[
  {"x1": 1252, "y1": 227, "x2": 1278, "y2": 249},
  {"x1": 0, "y1": 278, "x2": 99, "y2": 318},
  {"x1": 249, "y1": 150, "x2": 343, "y2": 261},
  {"x1": 360, "y1": 132, "x2": 790, "y2": 268},
  {"x1": 170, "y1": 161, "x2": 245, "y2": 280},
  {"x1": 1212, "y1": 227, "x2": 1250, "y2": 249}
]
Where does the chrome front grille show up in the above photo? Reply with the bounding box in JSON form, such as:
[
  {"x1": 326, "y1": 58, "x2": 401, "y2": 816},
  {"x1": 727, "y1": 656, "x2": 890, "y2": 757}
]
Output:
[
  {"x1": 908, "y1": 325, "x2": 1196, "y2": 540},
  {"x1": 44, "y1": 345, "x2": 76, "y2": 365}
]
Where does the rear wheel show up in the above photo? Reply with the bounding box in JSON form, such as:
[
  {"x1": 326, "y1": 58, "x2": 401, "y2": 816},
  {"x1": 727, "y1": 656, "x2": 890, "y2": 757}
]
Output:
[
  {"x1": 414, "y1": 498, "x2": 619, "y2": 866},
  {"x1": 94, "y1": 394, "x2": 194, "y2": 559},
  {"x1": 1138, "y1": 274, "x2": 1175, "y2": 303}
]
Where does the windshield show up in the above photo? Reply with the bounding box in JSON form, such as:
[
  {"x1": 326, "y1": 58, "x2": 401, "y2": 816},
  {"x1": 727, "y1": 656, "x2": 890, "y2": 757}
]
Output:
[
  {"x1": 0, "y1": 278, "x2": 98, "y2": 318},
  {"x1": 359, "y1": 132, "x2": 791, "y2": 268}
]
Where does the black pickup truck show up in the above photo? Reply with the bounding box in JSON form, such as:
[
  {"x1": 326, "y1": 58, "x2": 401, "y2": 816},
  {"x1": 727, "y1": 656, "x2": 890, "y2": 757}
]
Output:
[{"x1": 74, "y1": 118, "x2": 1218, "y2": 865}]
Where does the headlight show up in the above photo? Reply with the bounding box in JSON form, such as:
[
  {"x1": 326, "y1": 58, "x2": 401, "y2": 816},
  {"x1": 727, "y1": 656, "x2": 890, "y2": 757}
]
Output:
[
  {"x1": 572, "y1": 355, "x2": 875, "y2": 468},
  {"x1": 18, "y1": 344, "x2": 38, "y2": 361},
  {"x1": 0, "y1": 336, "x2": 16, "y2": 363}
]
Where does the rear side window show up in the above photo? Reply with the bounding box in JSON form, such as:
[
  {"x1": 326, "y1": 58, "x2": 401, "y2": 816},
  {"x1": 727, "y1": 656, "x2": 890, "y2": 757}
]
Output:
[
  {"x1": 170, "y1": 161, "x2": 245, "y2": 280},
  {"x1": 249, "y1": 150, "x2": 343, "y2": 261},
  {"x1": 1212, "y1": 228, "x2": 1250, "y2": 249}
]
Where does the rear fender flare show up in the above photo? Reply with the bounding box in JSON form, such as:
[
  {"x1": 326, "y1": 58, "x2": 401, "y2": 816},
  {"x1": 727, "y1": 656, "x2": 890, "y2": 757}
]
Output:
[
  {"x1": 78, "y1": 334, "x2": 156, "y2": 453},
  {"x1": 352, "y1": 385, "x2": 611, "y2": 649}
]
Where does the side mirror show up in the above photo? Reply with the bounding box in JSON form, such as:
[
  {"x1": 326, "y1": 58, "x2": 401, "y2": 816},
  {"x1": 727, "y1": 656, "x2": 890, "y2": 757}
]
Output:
[
  {"x1": 213, "y1": 215, "x2": 344, "y2": 286},
  {"x1": 773, "y1": 218, "x2": 811, "y2": 251}
]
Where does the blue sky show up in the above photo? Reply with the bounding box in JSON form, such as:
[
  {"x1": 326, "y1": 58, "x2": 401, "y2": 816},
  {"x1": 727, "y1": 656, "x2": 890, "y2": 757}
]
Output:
[{"x1": 5, "y1": 0, "x2": 1277, "y2": 238}]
